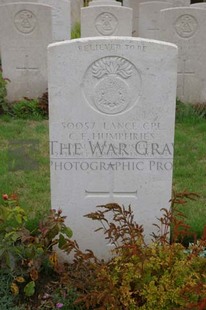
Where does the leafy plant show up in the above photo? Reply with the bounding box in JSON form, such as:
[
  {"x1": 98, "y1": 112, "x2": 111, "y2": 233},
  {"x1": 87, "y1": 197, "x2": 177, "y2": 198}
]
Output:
[
  {"x1": 51, "y1": 288, "x2": 85, "y2": 310},
  {"x1": 192, "y1": 102, "x2": 206, "y2": 119},
  {"x1": 0, "y1": 69, "x2": 8, "y2": 114},
  {"x1": 60, "y1": 192, "x2": 206, "y2": 310},
  {"x1": 0, "y1": 271, "x2": 21, "y2": 310},
  {"x1": 0, "y1": 67, "x2": 48, "y2": 119},
  {"x1": 0, "y1": 193, "x2": 73, "y2": 298},
  {"x1": 10, "y1": 98, "x2": 46, "y2": 120},
  {"x1": 0, "y1": 193, "x2": 27, "y2": 270},
  {"x1": 176, "y1": 99, "x2": 205, "y2": 123}
]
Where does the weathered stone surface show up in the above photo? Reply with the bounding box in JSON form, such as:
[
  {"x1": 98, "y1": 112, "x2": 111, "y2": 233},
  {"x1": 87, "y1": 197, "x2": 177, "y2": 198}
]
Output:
[
  {"x1": 0, "y1": 3, "x2": 52, "y2": 101},
  {"x1": 0, "y1": 0, "x2": 71, "y2": 41},
  {"x1": 166, "y1": 0, "x2": 190, "y2": 6},
  {"x1": 81, "y1": 0, "x2": 132, "y2": 37},
  {"x1": 45, "y1": 0, "x2": 71, "y2": 41},
  {"x1": 139, "y1": 1, "x2": 172, "y2": 40},
  {"x1": 71, "y1": 0, "x2": 83, "y2": 27},
  {"x1": 160, "y1": 7, "x2": 206, "y2": 104},
  {"x1": 123, "y1": 0, "x2": 190, "y2": 37},
  {"x1": 191, "y1": 3, "x2": 206, "y2": 8},
  {"x1": 90, "y1": 0, "x2": 121, "y2": 6},
  {"x1": 123, "y1": 0, "x2": 153, "y2": 36},
  {"x1": 48, "y1": 37, "x2": 177, "y2": 259}
]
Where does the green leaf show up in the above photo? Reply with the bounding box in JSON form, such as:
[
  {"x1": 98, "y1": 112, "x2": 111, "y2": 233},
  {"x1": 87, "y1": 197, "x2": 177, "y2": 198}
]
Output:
[
  {"x1": 24, "y1": 281, "x2": 35, "y2": 297},
  {"x1": 5, "y1": 231, "x2": 20, "y2": 242},
  {"x1": 58, "y1": 233, "x2": 67, "y2": 249},
  {"x1": 36, "y1": 247, "x2": 44, "y2": 255},
  {"x1": 46, "y1": 224, "x2": 59, "y2": 240},
  {"x1": 15, "y1": 214, "x2": 23, "y2": 224},
  {"x1": 61, "y1": 226, "x2": 73, "y2": 238},
  {"x1": 5, "y1": 251, "x2": 16, "y2": 270}
]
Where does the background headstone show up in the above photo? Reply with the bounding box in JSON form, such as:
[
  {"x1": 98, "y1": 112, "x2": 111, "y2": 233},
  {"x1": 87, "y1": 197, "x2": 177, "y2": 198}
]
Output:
[
  {"x1": 160, "y1": 7, "x2": 206, "y2": 104},
  {"x1": 81, "y1": 0, "x2": 133, "y2": 37},
  {"x1": 71, "y1": 0, "x2": 83, "y2": 27},
  {"x1": 44, "y1": 0, "x2": 71, "y2": 41},
  {"x1": 123, "y1": 0, "x2": 156, "y2": 36},
  {"x1": 0, "y1": 0, "x2": 71, "y2": 41},
  {"x1": 139, "y1": 1, "x2": 172, "y2": 40},
  {"x1": 191, "y1": 2, "x2": 206, "y2": 7},
  {"x1": 123, "y1": 0, "x2": 191, "y2": 36},
  {"x1": 166, "y1": 0, "x2": 191, "y2": 6},
  {"x1": 48, "y1": 37, "x2": 177, "y2": 259},
  {"x1": 0, "y1": 3, "x2": 52, "y2": 101},
  {"x1": 90, "y1": 0, "x2": 121, "y2": 6}
]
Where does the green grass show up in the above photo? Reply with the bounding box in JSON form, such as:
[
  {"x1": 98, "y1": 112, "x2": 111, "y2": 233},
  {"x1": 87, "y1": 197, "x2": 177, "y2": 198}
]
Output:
[
  {"x1": 71, "y1": 22, "x2": 81, "y2": 39},
  {"x1": 0, "y1": 111, "x2": 205, "y2": 240},
  {"x1": 0, "y1": 118, "x2": 50, "y2": 217},
  {"x1": 173, "y1": 111, "x2": 206, "y2": 239}
]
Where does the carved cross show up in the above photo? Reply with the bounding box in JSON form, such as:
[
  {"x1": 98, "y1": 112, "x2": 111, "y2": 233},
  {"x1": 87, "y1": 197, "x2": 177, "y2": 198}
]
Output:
[
  {"x1": 16, "y1": 54, "x2": 38, "y2": 73},
  {"x1": 178, "y1": 59, "x2": 195, "y2": 99},
  {"x1": 16, "y1": 54, "x2": 39, "y2": 96},
  {"x1": 85, "y1": 189, "x2": 137, "y2": 199}
]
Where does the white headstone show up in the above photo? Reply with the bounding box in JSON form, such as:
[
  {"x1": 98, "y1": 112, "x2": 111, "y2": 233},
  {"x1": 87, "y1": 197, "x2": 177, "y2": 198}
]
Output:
[
  {"x1": 191, "y1": 3, "x2": 206, "y2": 8},
  {"x1": 123, "y1": 0, "x2": 190, "y2": 36},
  {"x1": 123, "y1": 0, "x2": 157, "y2": 36},
  {"x1": 0, "y1": 0, "x2": 71, "y2": 41},
  {"x1": 45, "y1": 0, "x2": 71, "y2": 42},
  {"x1": 81, "y1": 0, "x2": 132, "y2": 37},
  {"x1": 90, "y1": 0, "x2": 121, "y2": 6},
  {"x1": 139, "y1": 2, "x2": 172, "y2": 40},
  {"x1": 166, "y1": 0, "x2": 191, "y2": 6},
  {"x1": 160, "y1": 7, "x2": 206, "y2": 104},
  {"x1": 48, "y1": 37, "x2": 177, "y2": 259},
  {"x1": 0, "y1": 3, "x2": 52, "y2": 102},
  {"x1": 71, "y1": 0, "x2": 83, "y2": 27}
]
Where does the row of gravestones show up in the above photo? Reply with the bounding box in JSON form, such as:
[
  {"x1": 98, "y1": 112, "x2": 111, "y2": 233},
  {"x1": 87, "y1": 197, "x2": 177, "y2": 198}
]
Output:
[
  {"x1": 0, "y1": 0, "x2": 204, "y2": 259},
  {"x1": 1, "y1": 0, "x2": 206, "y2": 105},
  {"x1": 81, "y1": 0, "x2": 206, "y2": 105},
  {"x1": 81, "y1": 0, "x2": 190, "y2": 37},
  {"x1": 82, "y1": 0, "x2": 205, "y2": 37},
  {"x1": 0, "y1": 0, "x2": 82, "y2": 27},
  {"x1": 1, "y1": 0, "x2": 206, "y2": 104},
  {"x1": 0, "y1": 0, "x2": 82, "y2": 101},
  {"x1": 139, "y1": 2, "x2": 206, "y2": 104}
]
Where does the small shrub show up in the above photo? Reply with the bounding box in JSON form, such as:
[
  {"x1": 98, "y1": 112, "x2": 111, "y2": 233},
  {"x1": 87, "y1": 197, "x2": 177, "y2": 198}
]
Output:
[
  {"x1": 0, "y1": 69, "x2": 8, "y2": 114},
  {"x1": 0, "y1": 271, "x2": 18, "y2": 310},
  {"x1": 192, "y1": 102, "x2": 206, "y2": 118},
  {"x1": 1, "y1": 191, "x2": 205, "y2": 309},
  {"x1": 10, "y1": 98, "x2": 46, "y2": 120},
  {"x1": 0, "y1": 69, "x2": 48, "y2": 119},
  {"x1": 61, "y1": 192, "x2": 206, "y2": 310},
  {"x1": 0, "y1": 193, "x2": 73, "y2": 298},
  {"x1": 176, "y1": 99, "x2": 205, "y2": 123},
  {"x1": 51, "y1": 288, "x2": 85, "y2": 310},
  {"x1": 38, "y1": 91, "x2": 48, "y2": 117}
]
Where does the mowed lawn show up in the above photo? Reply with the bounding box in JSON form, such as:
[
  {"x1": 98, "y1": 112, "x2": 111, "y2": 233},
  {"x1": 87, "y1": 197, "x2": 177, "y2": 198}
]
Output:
[
  {"x1": 173, "y1": 118, "x2": 206, "y2": 238},
  {"x1": 0, "y1": 115, "x2": 205, "y2": 239}
]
